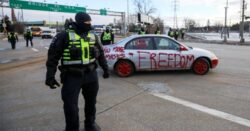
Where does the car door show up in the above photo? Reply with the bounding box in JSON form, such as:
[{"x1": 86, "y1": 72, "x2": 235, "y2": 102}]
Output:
[
  {"x1": 154, "y1": 37, "x2": 182, "y2": 70},
  {"x1": 125, "y1": 37, "x2": 155, "y2": 70}
]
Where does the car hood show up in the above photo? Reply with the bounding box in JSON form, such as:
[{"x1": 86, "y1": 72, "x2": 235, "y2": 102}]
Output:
[{"x1": 192, "y1": 47, "x2": 217, "y2": 58}]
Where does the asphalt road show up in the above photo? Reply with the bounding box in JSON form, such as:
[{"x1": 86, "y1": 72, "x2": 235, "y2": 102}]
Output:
[{"x1": 0, "y1": 37, "x2": 250, "y2": 131}]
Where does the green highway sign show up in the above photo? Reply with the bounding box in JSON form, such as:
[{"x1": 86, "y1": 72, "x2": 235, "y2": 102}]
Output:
[
  {"x1": 9, "y1": 0, "x2": 86, "y2": 13},
  {"x1": 100, "y1": 9, "x2": 107, "y2": 16}
]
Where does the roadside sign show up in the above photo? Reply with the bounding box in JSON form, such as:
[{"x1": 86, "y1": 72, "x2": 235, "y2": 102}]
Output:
[
  {"x1": 100, "y1": 9, "x2": 107, "y2": 16},
  {"x1": 138, "y1": 13, "x2": 154, "y2": 24},
  {"x1": 9, "y1": 0, "x2": 86, "y2": 13}
]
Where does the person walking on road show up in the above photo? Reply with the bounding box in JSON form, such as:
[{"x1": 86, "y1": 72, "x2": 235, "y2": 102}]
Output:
[
  {"x1": 45, "y1": 12, "x2": 109, "y2": 131},
  {"x1": 24, "y1": 29, "x2": 33, "y2": 47},
  {"x1": 101, "y1": 27, "x2": 114, "y2": 45},
  {"x1": 8, "y1": 31, "x2": 18, "y2": 50}
]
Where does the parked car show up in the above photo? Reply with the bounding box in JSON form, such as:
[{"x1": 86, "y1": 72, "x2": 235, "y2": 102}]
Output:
[
  {"x1": 41, "y1": 29, "x2": 56, "y2": 39},
  {"x1": 103, "y1": 35, "x2": 219, "y2": 77}
]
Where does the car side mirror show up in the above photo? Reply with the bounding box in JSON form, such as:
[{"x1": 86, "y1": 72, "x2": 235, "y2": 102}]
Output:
[{"x1": 180, "y1": 45, "x2": 188, "y2": 51}]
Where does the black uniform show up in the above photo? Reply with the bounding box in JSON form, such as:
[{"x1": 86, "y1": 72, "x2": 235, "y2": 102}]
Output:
[
  {"x1": 8, "y1": 32, "x2": 18, "y2": 50},
  {"x1": 24, "y1": 31, "x2": 33, "y2": 47},
  {"x1": 46, "y1": 13, "x2": 109, "y2": 131}
]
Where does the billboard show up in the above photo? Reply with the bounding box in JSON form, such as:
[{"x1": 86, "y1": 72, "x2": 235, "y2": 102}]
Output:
[{"x1": 138, "y1": 13, "x2": 153, "y2": 24}]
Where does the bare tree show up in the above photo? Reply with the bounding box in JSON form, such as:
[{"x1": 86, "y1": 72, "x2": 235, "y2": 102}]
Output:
[
  {"x1": 214, "y1": 21, "x2": 223, "y2": 32},
  {"x1": 134, "y1": 0, "x2": 156, "y2": 15},
  {"x1": 184, "y1": 18, "x2": 197, "y2": 30}
]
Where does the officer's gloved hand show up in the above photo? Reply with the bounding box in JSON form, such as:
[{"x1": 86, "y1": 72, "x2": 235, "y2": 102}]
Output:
[
  {"x1": 45, "y1": 78, "x2": 60, "y2": 89},
  {"x1": 103, "y1": 71, "x2": 110, "y2": 79}
]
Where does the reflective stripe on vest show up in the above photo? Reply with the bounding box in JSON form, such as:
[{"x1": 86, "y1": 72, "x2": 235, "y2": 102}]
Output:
[
  {"x1": 102, "y1": 32, "x2": 111, "y2": 41},
  {"x1": 26, "y1": 32, "x2": 32, "y2": 37},
  {"x1": 140, "y1": 31, "x2": 145, "y2": 35},
  {"x1": 170, "y1": 31, "x2": 174, "y2": 37},
  {"x1": 62, "y1": 31, "x2": 96, "y2": 66},
  {"x1": 8, "y1": 33, "x2": 15, "y2": 39}
]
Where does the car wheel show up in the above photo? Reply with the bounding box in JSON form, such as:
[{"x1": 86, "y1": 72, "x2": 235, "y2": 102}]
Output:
[
  {"x1": 192, "y1": 58, "x2": 210, "y2": 75},
  {"x1": 115, "y1": 60, "x2": 134, "y2": 77}
]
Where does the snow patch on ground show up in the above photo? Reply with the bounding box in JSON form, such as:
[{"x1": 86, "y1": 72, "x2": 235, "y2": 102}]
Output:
[{"x1": 187, "y1": 33, "x2": 250, "y2": 42}]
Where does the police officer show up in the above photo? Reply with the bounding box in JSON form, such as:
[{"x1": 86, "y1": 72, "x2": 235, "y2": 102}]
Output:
[
  {"x1": 180, "y1": 29, "x2": 185, "y2": 39},
  {"x1": 168, "y1": 28, "x2": 174, "y2": 38},
  {"x1": 8, "y1": 30, "x2": 18, "y2": 50},
  {"x1": 174, "y1": 29, "x2": 179, "y2": 40},
  {"x1": 100, "y1": 27, "x2": 114, "y2": 45},
  {"x1": 155, "y1": 27, "x2": 161, "y2": 34},
  {"x1": 45, "y1": 12, "x2": 109, "y2": 131},
  {"x1": 138, "y1": 27, "x2": 146, "y2": 35},
  {"x1": 24, "y1": 29, "x2": 33, "y2": 47}
]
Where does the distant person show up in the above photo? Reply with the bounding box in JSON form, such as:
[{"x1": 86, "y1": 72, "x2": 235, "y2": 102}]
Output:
[
  {"x1": 8, "y1": 31, "x2": 18, "y2": 50},
  {"x1": 64, "y1": 18, "x2": 74, "y2": 31},
  {"x1": 174, "y1": 29, "x2": 179, "y2": 40},
  {"x1": 180, "y1": 29, "x2": 185, "y2": 39},
  {"x1": 101, "y1": 27, "x2": 114, "y2": 45},
  {"x1": 168, "y1": 28, "x2": 174, "y2": 38},
  {"x1": 155, "y1": 27, "x2": 161, "y2": 34},
  {"x1": 24, "y1": 29, "x2": 33, "y2": 47},
  {"x1": 138, "y1": 28, "x2": 146, "y2": 35}
]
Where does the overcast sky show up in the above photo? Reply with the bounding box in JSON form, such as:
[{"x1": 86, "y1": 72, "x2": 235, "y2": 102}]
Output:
[{"x1": 1, "y1": 0, "x2": 250, "y2": 27}]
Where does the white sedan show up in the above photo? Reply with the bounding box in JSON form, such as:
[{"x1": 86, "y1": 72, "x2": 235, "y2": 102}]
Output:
[{"x1": 103, "y1": 35, "x2": 219, "y2": 77}]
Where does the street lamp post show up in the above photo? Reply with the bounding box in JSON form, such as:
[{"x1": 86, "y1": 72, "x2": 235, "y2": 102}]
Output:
[
  {"x1": 127, "y1": 0, "x2": 129, "y2": 33},
  {"x1": 224, "y1": 0, "x2": 228, "y2": 42},
  {"x1": 240, "y1": 0, "x2": 245, "y2": 43}
]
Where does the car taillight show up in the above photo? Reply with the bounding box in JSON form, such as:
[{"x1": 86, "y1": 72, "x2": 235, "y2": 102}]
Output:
[{"x1": 211, "y1": 59, "x2": 219, "y2": 68}]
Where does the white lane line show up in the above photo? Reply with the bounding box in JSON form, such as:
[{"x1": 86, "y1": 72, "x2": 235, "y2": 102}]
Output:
[
  {"x1": 31, "y1": 48, "x2": 39, "y2": 52},
  {"x1": 151, "y1": 93, "x2": 250, "y2": 128},
  {"x1": 44, "y1": 47, "x2": 49, "y2": 50},
  {"x1": 0, "y1": 59, "x2": 12, "y2": 64}
]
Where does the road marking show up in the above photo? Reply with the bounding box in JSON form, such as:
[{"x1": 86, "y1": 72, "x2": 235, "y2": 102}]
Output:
[
  {"x1": 151, "y1": 93, "x2": 250, "y2": 128},
  {"x1": 0, "y1": 59, "x2": 12, "y2": 64},
  {"x1": 31, "y1": 48, "x2": 39, "y2": 52},
  {"x1": 0, "y1": 48, "x2": 8, "y2": 51},
  {"x1": 44, "y1": 47, "x2": 49, "y2": 50}
]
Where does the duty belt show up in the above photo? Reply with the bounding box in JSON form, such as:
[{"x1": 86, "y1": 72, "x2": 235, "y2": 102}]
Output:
[{"x1": 59, "y1": 64, "x2": 96, "y2": 75}]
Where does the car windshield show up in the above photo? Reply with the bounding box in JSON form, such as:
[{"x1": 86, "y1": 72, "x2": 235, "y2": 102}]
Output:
[
  {"x1": 43, "y1": 31, "x2": 51, "y2": 33},
  {"x1": 31, "y1": 28, "x2": 41, "y2": 31}
]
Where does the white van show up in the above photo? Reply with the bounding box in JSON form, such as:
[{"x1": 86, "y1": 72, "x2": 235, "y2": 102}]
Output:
[{"x1": 41, "y1": 29, "x2": 57, "y2": 39}]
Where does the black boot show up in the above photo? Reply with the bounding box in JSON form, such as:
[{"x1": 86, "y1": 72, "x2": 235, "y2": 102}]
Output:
[{"x1": 84, "y1": 123, "x2": 101, "y2": 131}]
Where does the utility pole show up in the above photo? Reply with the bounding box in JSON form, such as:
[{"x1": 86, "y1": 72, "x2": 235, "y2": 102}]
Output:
[
  {"x1": 240, "y1": 0, "x2": 245, "y2": 43},
  {"x1": 224, "y1": 0, "x2": 228, "y2": 42},
  {"x1": 127, "y1": 0, "x2": 129, "y2": 33},
  {"x1": 173, "y1": 0, "x2": 179, "y2": 29}
]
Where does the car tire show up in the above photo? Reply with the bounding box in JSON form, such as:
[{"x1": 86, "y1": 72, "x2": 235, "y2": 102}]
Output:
[
  {"x1": 192, "y1": 58, "x2": 210, "y2": 75},
  {"x1": 115, "y1": 60, "x2": 134, "y2": 77}
]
